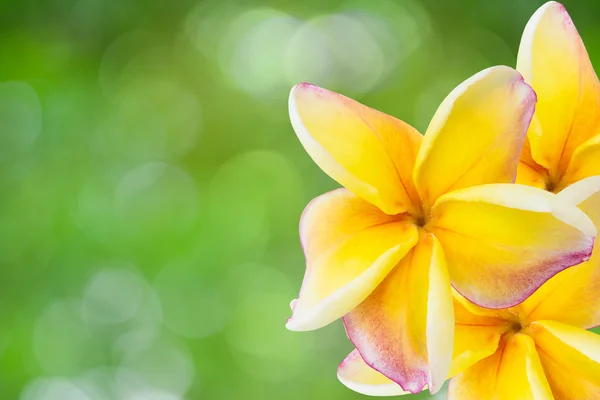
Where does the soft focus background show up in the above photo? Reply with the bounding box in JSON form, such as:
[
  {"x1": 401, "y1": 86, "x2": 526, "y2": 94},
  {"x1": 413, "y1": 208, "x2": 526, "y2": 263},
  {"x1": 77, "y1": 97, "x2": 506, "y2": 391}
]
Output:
[{"x1": 1, "y1": 0, "x2": 599, "y2": 399}]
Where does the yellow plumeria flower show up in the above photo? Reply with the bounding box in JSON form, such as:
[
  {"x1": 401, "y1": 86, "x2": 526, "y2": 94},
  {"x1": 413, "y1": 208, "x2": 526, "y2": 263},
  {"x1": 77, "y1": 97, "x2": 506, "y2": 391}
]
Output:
[
  {"x1": 335, "y1": 2, "x2": 600, "y2": 397},
  {"x1": 339, "y1": 180, "x2": 600, "y2": 399},
  {"x1": 516, "y1": 1, "x2": 600, "y2": 192},
  {"x1": 287, "y1": 66, "x2": 596, "y2": 394}
]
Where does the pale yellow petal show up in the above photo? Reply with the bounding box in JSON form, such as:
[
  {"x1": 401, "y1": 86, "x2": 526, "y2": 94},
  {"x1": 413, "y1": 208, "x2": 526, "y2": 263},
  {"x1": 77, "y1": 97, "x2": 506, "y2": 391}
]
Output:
[
  {"x1": 413, "y1": 66, "x2": 536, "y2": 207},
  {"x1": 337, "y1": 349, "x2": 413, "y2": 397},
  {"x1": 287, "y1": 189, "x2": 418, "y2": 331},
  {"x1": 343, "y1": 233, "x2": 453, "y2": 394},
  {"x1": 290, "y1": 83, "x2": 422, "y2": 215},
  {"x1": 428, "y1": 183, "x2": 595, "y2": 308}
]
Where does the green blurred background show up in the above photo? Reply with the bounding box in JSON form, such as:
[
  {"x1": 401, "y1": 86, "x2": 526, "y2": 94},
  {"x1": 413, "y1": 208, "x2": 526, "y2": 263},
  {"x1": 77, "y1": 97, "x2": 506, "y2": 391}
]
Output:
[{"x1": 1, "y1": 0, "x2": 599, "y2": 398}]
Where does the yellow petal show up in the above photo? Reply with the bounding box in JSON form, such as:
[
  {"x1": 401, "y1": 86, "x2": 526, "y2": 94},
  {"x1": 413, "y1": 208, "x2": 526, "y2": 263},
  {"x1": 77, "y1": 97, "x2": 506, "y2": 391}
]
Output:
[
  {"x1": 517, "y1": 177, "x2": 600, "y2": 329},
  {"x1": 516, "y1": 162, "x2": 547, "y2": 190},
  {"x1": 287, "y1": 189, "x2": 418, "y2": 331},
  {"x1": 562, "y1": 134, "x2": 600, "y2": 186},
  {"x1": 343, "y1": 233, "x2": 454, "y2": 394},
  {"x1": 449, "y1": 294, "x2": 509, "y2": 378},
  {"x1": 413, "y1": 66, "x2": 536, "y2": 208},
  {"x1": 517, "y1": 1, "x2": 600, "y2": 175},
  {"x1": 448, "y1": 334, "x2": 553, "y2": 400},
  {"x1": 529, "y1": 320, "x2": 600, "y2": 399},
  {"x1": 428, "y1": 183, "x2": 596, "y2": 308},
  {"x1": 450, "y1": 326, "x2": 504, "y2": 380},
  {"x1": 516, "y1": 121, "x2": 549, "y2": 190},
  {"x1": 337, "y1": 349, "x2": 413, "y2": 396},
  {"x1": 289, "y1": 83, "x2": 422, "y2": 215},
  {"x1": 452, "y1": 290, "x2": 514, "y2": 324}
]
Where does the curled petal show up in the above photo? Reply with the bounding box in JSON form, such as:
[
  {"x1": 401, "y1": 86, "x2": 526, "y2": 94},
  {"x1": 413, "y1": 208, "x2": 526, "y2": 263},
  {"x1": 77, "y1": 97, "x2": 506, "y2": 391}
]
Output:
[
  {"x1": 448, "y1": 334, "x2": 553, "y2": 399},
  {"x1": 287, "y1": 189, "x2": 418, "y2": 331},
  {"x1": 517, "y1": 1, "x2": 600, "y2": 174},
  {"x1": 413, "y1": 66, "x2": 536, "y2": 208},
  {"x1": 428, "y1": 183, "x2": 596, "y2": 308},
  {"x1": 337, "y1": 349, "x2": 413, "y2": 397},
  {"x1": 529, "y1": 320, "x2": 600, "y2": 398},
  {"x1": 343, "y1": 233, "x2": 453, "y2": 394},
  {"x1": 289, "y1": 83, "x2": 422, "y2": 215}
]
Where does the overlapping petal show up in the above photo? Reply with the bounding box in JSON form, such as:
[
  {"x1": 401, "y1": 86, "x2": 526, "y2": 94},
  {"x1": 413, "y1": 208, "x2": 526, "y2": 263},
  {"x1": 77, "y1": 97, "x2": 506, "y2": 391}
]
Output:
[
  {"x1": 287, "y1": 189, "x2": 418, "y2": 331},
  {"x1": 517, "y1": 1, "x2": 600, "y2": 175},
  {"x1": 563, "y1": 135, "x2": 600, "y2": 186},
  {"x1": 337, "y1": 349, "x2": 412, "y2": 397},
  {"x1": 516, "y1": 120, "x2": 548, "y2": 189},
  {"x1": 449, "y1": 294, "x2": 509, "y2": 378},
  {"x1": 428, "y1": 183, "x2": 596, "y2": 308},
  {"x1": 343, "y1": 233, "x2": 453, "y2": 394},
  {"x1": 517, "y1": 177, "x2": 600, "y2": 329},
  {"x1": 448, "y1": 334, "x2": 553, "y2": 399},
  {"x1": 530, "y1": 320, "x2": 600, "y2": 399},
  {"x1": 413, "y1": 66, "x2": 536, "y2": 208},
  {"x1": 289, "y1": 83, "x2": 422, "y2": 215}
]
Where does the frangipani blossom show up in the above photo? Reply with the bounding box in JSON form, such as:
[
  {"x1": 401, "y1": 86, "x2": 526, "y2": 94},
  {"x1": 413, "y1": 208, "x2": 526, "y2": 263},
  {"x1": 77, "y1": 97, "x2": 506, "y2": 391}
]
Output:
[
  {"x1": 338, "y1": 178, "x2": 600, "y2": 399},
  {"x1": 287, "y1": 67, "x2": 596, "y2": 394},
  {"x1": 516, "y1": 1, "x2": 600, "y2": 192}
]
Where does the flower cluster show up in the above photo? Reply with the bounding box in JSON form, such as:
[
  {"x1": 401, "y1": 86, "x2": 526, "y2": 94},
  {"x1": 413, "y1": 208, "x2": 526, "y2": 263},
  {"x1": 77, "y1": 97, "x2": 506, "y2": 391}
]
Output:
[{"x1": 286, "y1": 2, "x2": 600, "y2": 398}]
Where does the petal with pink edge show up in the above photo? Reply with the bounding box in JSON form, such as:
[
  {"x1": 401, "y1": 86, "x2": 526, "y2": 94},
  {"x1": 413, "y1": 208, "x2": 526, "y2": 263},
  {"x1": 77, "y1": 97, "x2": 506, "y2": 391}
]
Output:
[
  {"x1": 517, "y1": 1, "x2": 600, "y2": 174},
  {"x1": 337, "y1": 349, "x2": 414, "y2": 397},
  {"x1": 287, "y1": 189, "x2": 418, "y2": 331},
  {"x1": 428, "y1": 183, "x2": 595, "y2": 308},
  {"x1": 413, "y1": 66, "x2": 535, "y2": 208},
  {"x1": 343, "y1": 233, "x2": 453, "y2": 394},
  {"x1": 289, "y1": 83, "x2": 422, "y2": 215},
  {"x1": 516, "y1": 176, "x2": 600, "y2": 329}
]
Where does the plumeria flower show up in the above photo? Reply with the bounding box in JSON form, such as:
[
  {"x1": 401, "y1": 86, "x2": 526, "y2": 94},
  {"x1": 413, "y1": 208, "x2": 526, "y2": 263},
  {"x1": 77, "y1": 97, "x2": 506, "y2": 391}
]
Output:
[
  {"x1": 516, "y1": 1, "x2": 600, "y2": 192},
  {"x1": 338, "y1": 3, "x2": 600, "y2": 397},
  {"x1": 287, "y1": 66, "x2": 597, "y2": 394},
  {"x1": 338, "y1": 177, "x2": 600, "y2": 399}
]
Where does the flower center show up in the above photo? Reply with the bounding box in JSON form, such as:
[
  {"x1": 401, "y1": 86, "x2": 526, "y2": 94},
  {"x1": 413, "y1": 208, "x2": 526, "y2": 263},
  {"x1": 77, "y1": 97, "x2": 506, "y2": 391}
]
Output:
[
  {"x1": 545, "y1": 179, "x2": 557, "y2": 193},
  {"x1": 510, "y1": 320, "x2": 523, "y2": 333},
  {"x1": 544, "y1": 169, "x2": 567, "y2": 193},
  {"x1": 413, "y1": 214, "x2": 426, "y2": 228}
]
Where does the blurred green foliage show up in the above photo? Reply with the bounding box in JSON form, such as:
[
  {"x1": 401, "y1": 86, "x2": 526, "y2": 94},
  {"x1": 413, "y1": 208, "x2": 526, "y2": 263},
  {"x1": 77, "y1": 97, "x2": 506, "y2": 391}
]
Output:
[{"x1": 0, "y1": 0, "x2": 599, "y2": 399}]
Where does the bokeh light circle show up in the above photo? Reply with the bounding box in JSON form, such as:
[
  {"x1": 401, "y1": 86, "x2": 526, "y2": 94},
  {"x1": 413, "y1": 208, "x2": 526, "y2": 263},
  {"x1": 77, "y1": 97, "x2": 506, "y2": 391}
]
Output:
[
  {"x1": 81, "y1": 268, "x2": 146, "y2": 325},
  {"x1": 20, "y1": 378, "x2": 99, "y2": 400},
  {"x1": 118, "y1": 338, "x2": 195, "y2": 396},
  {"x1": 33, "y1": 301, "x2": 98, "y2": 375},
  {"x1": 218, "y1": 8, "x2": 301, "y2": 99}
]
